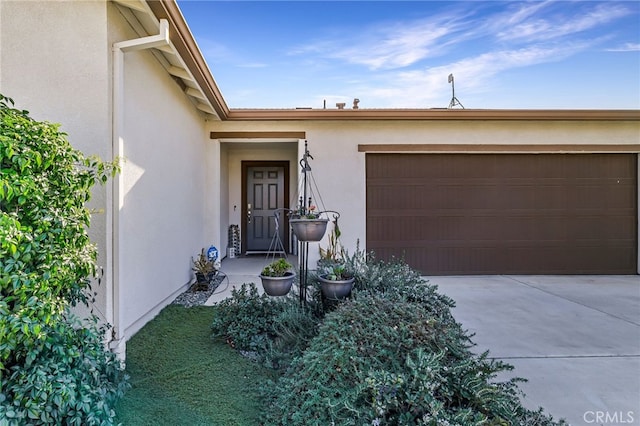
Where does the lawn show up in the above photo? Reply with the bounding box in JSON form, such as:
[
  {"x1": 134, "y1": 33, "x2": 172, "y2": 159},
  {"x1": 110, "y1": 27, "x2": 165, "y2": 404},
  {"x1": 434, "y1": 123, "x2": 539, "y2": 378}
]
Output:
[{"x1": 114, "y1": 305, "x2": 274, "y2": 425}]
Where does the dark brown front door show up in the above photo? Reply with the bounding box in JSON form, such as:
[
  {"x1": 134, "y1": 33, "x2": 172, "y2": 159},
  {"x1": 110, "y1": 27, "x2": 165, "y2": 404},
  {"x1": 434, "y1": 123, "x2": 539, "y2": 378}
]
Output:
[
  {"x1": 242, "y1": 162, "x2": 289, "y2": 253},
  {"x1": 366, "y1": 153, "x2": 637, "y2": 275}
]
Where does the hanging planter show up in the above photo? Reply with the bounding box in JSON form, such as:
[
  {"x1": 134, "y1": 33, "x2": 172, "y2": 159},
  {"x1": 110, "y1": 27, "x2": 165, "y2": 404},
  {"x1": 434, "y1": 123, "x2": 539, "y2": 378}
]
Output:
[
  {"x1": 259, "y1": 258, "x2": 295, "y2": 296},
  {"x1": 290, "y1": 217, "x2": 329, "y2": 242},
  {"x1": 260, "y1": 273, "x2": 296, "y2": 296}
]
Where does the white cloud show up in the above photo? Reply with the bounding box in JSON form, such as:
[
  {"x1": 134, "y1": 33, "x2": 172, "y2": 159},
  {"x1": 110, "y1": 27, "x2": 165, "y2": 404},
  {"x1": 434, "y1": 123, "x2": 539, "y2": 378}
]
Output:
[
  {"x1": 495, "y1": 3, "x2": 631, "y2": 42},
  {"x1": 346, "y1": 43, "x2": 589, "y2": 108},
  {"x1": 606, "y1": 42, "x2": 640, "y2": 52},
  {"x1": 290, "y1": 1, "x2": 632, "y2": 75},
  {"x1": 291, "y1": 10, "x2": 474, "y2": 71}
]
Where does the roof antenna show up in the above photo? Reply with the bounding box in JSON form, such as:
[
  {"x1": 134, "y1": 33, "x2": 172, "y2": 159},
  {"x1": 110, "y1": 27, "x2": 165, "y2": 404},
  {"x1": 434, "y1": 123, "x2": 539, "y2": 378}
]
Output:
[{"x1": 447, "y1": 74, "x2": 464, "y2": 109}]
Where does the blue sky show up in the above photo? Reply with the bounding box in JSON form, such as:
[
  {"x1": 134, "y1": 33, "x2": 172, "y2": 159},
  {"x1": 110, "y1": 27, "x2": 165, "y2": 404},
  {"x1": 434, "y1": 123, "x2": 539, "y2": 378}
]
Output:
[{"x1": 177, "y1": 1, "x2": 640, "y2": 109}]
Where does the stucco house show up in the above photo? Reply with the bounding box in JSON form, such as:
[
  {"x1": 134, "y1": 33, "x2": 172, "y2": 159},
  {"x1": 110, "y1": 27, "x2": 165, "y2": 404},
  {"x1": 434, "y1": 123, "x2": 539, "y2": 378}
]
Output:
[{"x1": 1, "y1": 0, "x2": 638, "y2": 357}]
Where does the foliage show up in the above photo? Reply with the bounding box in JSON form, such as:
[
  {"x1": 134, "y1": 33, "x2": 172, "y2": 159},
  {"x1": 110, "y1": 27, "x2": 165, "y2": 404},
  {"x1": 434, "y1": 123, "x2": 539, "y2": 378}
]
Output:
[
  {"x1": 191, "y1": 248, "x2": 217, "y2": 291},
  {"x1": 0, "y1": 94, "x2": 125, "y2": 425},
  {"x1": 191, "y1": 248, "x2": 217, "y2": 276},
  {"x1": 319, "y1": 263, "x2": 354, "y2": 281},
  {"x1": 319, "y1": 216, "x2": 343, "y2": 261},
  {"x1": 263, "y1": 299, "x2": 320, "y2": 370},
  {"x1": 292, "y1": 203, "x2": 320, "y2": 219},
  {"x1": 211, "y1": 248, "x2": 564, "y2": 425},
  {"x1": 260, "y1": 258, "x2": 294, "y2": 277},
  {"x1": 210, "y1": 283, "x2": 319, "y2": 370},
  {"x1": 211, "y1": 283, "x2": 285, "y2": 353},
  {"x1": 262, "y1": 293, "x2": 566, "y2": 426},
  {"x1": 0, "y1": 316, "x2": 128, "y2": 425}
]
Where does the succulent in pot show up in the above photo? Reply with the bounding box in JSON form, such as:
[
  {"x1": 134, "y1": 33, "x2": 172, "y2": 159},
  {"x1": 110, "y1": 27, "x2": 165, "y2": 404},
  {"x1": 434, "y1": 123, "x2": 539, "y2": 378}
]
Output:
[
  {"x1": 259, "y1": 258, "x2": 296, "y2": 296},
  {"x1": 318, "y1": 263, "x2": 355, "y2": 300}
]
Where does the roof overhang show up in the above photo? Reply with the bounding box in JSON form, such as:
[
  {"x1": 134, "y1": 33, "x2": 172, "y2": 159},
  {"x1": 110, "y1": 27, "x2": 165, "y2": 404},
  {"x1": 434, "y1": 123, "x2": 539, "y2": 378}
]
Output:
[
  {"x1": 114, "y1": 0, "x2": 229, "y2": 120},
  {"x1": 225, "y1": 108, "x2": 640, "y2": 121}
]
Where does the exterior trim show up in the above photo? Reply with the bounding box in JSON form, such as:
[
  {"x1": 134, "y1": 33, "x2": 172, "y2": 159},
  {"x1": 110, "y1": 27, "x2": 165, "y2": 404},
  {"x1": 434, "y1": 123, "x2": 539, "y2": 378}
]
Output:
[
  {"x1": 210, "y1": 131, "x2": 306, "y2": 139},
  {"x1": 358, "y1": 144, "x2": 640, "y2": 153},
  {"x1": 226, "y1": 108, "x2": 640, "y2": 122},
  {"x1": 147, "y1": 0, "x2": 230, "y2": 119}
]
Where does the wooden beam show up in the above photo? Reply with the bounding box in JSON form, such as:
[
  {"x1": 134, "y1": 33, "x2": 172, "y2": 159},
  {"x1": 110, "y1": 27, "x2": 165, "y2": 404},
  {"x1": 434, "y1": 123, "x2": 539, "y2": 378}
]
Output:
[
  {"x1": 358, "y1": 144, "x2": 640, "y2": 153},
  {"x1": 167, "y1": 65, "x2": 192, "y2": 81},
  {"x1": 210, "y1": 131, "x2": 306, "y2": 139}
]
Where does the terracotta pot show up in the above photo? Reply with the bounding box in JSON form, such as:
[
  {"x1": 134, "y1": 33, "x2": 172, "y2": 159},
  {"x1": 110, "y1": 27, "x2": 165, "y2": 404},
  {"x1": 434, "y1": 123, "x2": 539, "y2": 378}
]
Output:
[
  {"x1": 259, "y1": 272, "x2": 296, "y2": 296},
  {"x1": 290, "y1": 218, "x2": 329, "y2": 242},
  {"x1": 318, "y1": 275, "x2": 354, "y2": 299}
]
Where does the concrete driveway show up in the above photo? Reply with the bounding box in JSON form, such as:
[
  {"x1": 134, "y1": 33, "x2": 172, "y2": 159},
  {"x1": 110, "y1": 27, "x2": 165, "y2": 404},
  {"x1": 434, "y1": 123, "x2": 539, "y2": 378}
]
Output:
[{"x1": 431, "y1": 275, "x2": 640, "y2": 426}]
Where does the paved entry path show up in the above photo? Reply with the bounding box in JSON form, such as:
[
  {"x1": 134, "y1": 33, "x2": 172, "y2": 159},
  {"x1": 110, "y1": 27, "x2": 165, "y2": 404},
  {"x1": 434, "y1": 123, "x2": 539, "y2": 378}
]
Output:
[{"x1": 432, "y1": 275, "x2": 640, "y2": 426}]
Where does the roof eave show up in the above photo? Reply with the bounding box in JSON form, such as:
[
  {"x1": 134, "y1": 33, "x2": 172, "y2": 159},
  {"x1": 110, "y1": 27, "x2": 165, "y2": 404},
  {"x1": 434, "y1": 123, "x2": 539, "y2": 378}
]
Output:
[
  {"x1": 146, "y1": 0, "x2": 230, "y2": 120},
  {"x1": 225, "y1": 108, "x2": 640, "y2": 121}
]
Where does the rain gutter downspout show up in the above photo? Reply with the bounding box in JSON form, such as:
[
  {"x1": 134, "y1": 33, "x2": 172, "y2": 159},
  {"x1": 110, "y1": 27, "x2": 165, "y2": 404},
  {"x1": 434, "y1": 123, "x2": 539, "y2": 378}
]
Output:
[{"x1": 109, "y1": 19, "x2": 169, "y2": 358}]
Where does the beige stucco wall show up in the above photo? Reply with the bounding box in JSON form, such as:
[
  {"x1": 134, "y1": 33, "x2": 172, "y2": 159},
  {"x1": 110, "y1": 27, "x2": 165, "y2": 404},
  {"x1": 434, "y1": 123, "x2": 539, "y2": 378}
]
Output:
[
  {"x1": 208, "y1": 119, "x2": 640, "y2": 266},
  {"x1": 108, "y1": 6, "x2": 213, "y2": 338},
  {"x1": 0, "y1": 0, "x2": 112, "y2": 321}
]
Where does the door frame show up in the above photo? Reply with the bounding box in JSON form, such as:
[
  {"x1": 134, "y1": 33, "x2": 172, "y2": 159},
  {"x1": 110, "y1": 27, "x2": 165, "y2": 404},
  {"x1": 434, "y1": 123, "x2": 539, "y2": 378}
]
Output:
[{"x1": 241, "y1": 161, "x2": 291, "y2": 254}]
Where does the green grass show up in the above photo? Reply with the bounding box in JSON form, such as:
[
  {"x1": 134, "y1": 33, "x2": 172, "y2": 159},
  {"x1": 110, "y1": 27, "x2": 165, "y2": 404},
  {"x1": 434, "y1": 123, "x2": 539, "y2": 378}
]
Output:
[{"x1": 114, "y1": 305, "x2": 274, "y2": 425}]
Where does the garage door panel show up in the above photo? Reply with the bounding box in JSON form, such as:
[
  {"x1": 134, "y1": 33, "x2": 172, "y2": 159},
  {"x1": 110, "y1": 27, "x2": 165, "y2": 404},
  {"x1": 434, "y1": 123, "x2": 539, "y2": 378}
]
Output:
[
  {"x1": 366, "y1": 153, "x2": 637, "y2": 275},
  {"x1": 372, "y1": 245, "x2": 633, "y2": 275}
]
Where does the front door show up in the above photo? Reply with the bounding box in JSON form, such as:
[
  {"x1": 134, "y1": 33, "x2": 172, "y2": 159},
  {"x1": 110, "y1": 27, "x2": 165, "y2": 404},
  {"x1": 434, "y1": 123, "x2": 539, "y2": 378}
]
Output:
[{"x1": 243, "y1": 162, "x2": 289, "y2": 253}]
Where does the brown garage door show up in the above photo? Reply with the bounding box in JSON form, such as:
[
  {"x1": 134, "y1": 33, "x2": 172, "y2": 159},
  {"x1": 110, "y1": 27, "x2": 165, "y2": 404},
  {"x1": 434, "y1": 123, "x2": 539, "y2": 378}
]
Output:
[{"x1": 366, "y1": 153, "x2": 637, "y2": 275}]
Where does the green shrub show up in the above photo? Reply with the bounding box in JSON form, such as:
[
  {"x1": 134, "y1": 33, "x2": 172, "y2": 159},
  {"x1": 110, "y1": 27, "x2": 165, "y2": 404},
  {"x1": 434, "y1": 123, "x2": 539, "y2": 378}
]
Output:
[
  {"x1": 262, "y1": 293, "x2": 566, "y2": 425},
  {"x1": 210, "y1": 251, "x2": 564, "y2": 425},
  {"x1": 211, "y1": 283, "x2": 320, "y2": 369},
  {"x1": 0, "y1": 94, "x2": 126, "y2": 425},
  {"x1": 0, "y1": 316, "x2": 127, "y2": 425}
]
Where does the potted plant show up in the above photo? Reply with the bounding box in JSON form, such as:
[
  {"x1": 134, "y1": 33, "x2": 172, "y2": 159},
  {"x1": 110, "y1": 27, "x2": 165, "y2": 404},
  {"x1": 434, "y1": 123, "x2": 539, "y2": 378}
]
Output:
[
  {"x1": 192, "y1": 248, "x2": 217, "y2": 291},
  {"x1": 317, "y1": 263, "x2": 355, "y2": 300},
  {"x1": 259, "y1": 258, "x2": 296, "y2": 296},
  {"x1": 289, "y1": 204, "x2": 329, "y2": 242}
]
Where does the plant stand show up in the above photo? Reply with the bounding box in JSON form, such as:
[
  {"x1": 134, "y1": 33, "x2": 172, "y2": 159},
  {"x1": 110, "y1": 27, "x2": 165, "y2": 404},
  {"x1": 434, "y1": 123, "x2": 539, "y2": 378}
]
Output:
[{"x1": 260, "y1": 141, "x2": 340, "y2": 306}]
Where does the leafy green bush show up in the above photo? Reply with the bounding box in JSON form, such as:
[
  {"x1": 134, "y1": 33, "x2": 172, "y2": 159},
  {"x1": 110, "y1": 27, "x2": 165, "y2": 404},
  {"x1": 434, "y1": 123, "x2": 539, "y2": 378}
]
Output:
[
  {"x1": 0, "y1": 94, "x2": 126, "y2": 425},
  {"x1": 262, "y1": 293, "x2": 566, "y2": 425},
  {"x1": 211, "y1": 283, "x2": 320, "y2": 369}
]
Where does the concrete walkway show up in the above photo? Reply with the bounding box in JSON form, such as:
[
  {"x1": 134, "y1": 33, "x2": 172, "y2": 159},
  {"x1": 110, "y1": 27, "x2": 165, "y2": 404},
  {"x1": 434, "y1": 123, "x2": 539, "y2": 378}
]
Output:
[
  {"x1": 205, "y1": 255, "x2": 268, "y2": 305},
  {"x1": 432, "y1": 275, "x2": 640, "y2": 426},
  {"x1": 207, "y1": 257, "x2": 639, "y2": 425}
]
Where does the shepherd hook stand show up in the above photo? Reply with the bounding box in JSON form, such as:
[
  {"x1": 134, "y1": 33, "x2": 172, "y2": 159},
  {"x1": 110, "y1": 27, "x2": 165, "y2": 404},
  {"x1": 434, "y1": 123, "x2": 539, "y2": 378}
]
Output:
[{"x1": 291, "y1": 141, "x2": 339, "y2": 305}]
